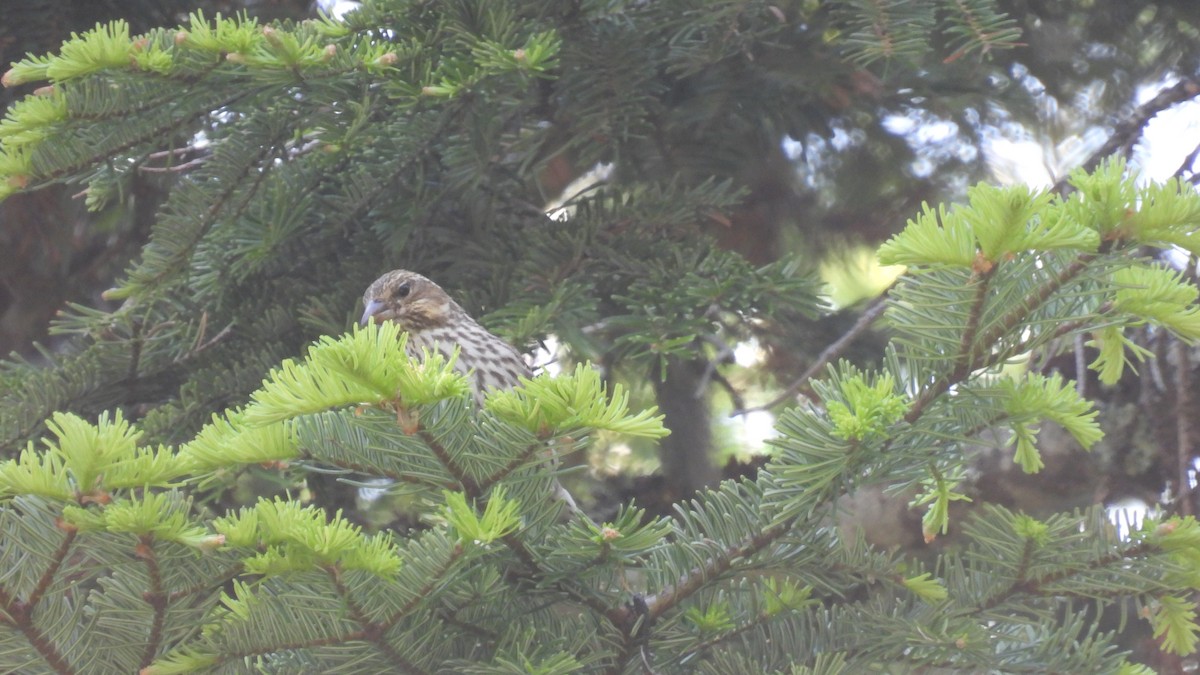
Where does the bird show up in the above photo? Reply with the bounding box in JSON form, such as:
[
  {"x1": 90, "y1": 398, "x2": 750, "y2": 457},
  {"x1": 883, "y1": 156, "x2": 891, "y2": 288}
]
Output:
[
  {"x1": 360, "y1": 269, "x2": 532, "y2": 404},
  {"x1": 360, "y1": 269, "x2": 581, "y2": 516}
]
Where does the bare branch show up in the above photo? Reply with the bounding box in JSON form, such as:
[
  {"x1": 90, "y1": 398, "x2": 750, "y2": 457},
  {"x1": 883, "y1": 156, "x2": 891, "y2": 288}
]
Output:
[{"x1": 734, "y1": 285, "x2": 893, "y2": 415}]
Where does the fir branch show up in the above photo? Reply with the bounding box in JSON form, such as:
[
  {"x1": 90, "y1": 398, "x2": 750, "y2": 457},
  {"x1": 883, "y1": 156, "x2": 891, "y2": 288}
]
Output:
[
  {"x1": 137, "y1": 536, "x2": 168, "y2": 670},
  {"x1": 478, "y1": 442, "x2": 544, "y2": 488},
  {"x1": 956, "y1": 267, "x2": 994, "y2": 375},
  {"x1": 220, "y1": 631, "x2": 372, "y2": 669},
  {"x1": 63, "y1": 62, "x2": 226, "y2": 122},
  {"x1": 0, "y1": 584, "x2": 75, "y2": 675},
  {"x1": 27, "y1": 87, "x2": 260, "y2": 191},
  {"x1": 381, "y1": 545, "x2": 466, "y2": 632},
  {"x1": 971, "y1": 538, "x2": 1155, "y2": 614},
  {"x1": 633, "y1": 166, "x2": 1198, "y2": 662},
  {"x1": 25, "y1": 528, "x2": 76, "y2": 613},
  {"x1": 437, "y1": 609, "x2": 500, "y2": 641},
  {"x1": 417, "y1": 417, "x2": 625, "y2": 634},
  {"x1": 116, "y1": 120, "x2": 289, "y2": 298},
  {"x1": 3, "y1": 4, "x2": 1198, "y2": 672},
  {"x1": 972, "y1": 254, "x2": 1095, "y2": 353},
  {"x1": 866, "y1": 0, "x2": 898, "y2": 61},
  {"x1": 904, "y1": 254, "x2": 1095, "y2": 425},
  {"x1": 125, "y1": 318, "x2": 144, "y2": 400},
  {"x1": 639, "y1": 519, "x2": 791, "y2": 624},
  {"x1": 835, "y1": 0, "x2": 933, "y2": 65},
  {"x1": 309, "y1": 455, "x2": 457, "y2": 490},
  {"x1": 167, "y1": 561, "x2": 244, "y2": 604},
  {"x1": 604, "y1": 595, "x2": 651, "y2": 675},
  {"x1": 940, "y1": 0, "x2": 1023, "y2": 61},
  {"x1": 418, "y1": 428, "x2": 482, "y2": 497},
  {"x1": 326, "y1": 565, "x2": 427, "y2": 675},
  {"x1": 1035, "y1": 300, "x2": 1114, "y2": 349},
  {"x1": 310, "y1": 97, "x2": 471, "y2": 240},
  {"x1": 690, "y1": 605, "x2": 792, "y2": 660}
]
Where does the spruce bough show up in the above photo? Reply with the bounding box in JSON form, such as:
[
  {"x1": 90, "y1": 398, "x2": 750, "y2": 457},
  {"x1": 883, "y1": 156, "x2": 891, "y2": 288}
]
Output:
[
  {"x1": 0, "y1": 161, "x2": 1198, "y2": 672},
  {"x1": 1, "y1": 4, "x2": 1199, "y2": 672}
]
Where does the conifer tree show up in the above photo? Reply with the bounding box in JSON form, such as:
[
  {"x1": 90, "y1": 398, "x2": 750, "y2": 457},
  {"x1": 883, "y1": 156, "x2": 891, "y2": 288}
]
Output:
[{"x1": 2, "y1": 1, "x2": 1200, "y2": 672}]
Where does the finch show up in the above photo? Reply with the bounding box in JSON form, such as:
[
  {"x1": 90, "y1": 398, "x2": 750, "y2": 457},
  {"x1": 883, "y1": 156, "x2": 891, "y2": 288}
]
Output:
[
  {"x1": 361, "y1": 269, "x2": 580, "y2": 516},
  {"x1": 360, "y1": 270, "x2": 532, "y2": 403}
]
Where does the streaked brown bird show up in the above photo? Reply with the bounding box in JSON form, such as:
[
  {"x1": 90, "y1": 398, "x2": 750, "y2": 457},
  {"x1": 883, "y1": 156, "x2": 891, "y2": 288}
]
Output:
[
  {"x1": 361, "y1": 269, "x2": 532, "y2": 403},
  {"x1": 360, "y1": 269, "x2": 581, "y2": 516}
]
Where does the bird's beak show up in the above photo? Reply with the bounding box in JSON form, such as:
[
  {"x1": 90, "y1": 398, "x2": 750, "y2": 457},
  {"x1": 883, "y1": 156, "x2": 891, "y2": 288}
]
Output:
[{"x1": 360, "y1": 299, "x2": 384, "y2": 326}]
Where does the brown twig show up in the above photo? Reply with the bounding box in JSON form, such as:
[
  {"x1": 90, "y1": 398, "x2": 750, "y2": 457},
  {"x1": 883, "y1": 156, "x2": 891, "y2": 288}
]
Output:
[
  {"x1": 0, "y1": 584, "x2": 76, "y2": 674},
  {"x1": 955, "y1": 267, "x2": 995, "y2": 374},
  {"x1": 327, "y1": 566, "x2": 427, "y2": 675},
  {"x1": 25, "y1": 529, "x2": 76, "y2": 611},
  {"x1": 137, "y1": 156, "x2": 209, "y2": 173},
  {"x1": 136, "y1": 536, "x2": 167, "y2": 670},
  {"x1": 1173, "y1": 340, "x2": 1194, "y2": 516},
  {"x1": 1051, "y1": 78, "x2": 1200, "y2": 195},
  {"x1": 1173, "y1": 142, "x2": 1200, "y2": 180},
  {"x1": 734, "y1": 284, "x2": 894, "y2": 415},
  {"x1": 904, "y1": 255, "x2": 1093, "y2": 424}
]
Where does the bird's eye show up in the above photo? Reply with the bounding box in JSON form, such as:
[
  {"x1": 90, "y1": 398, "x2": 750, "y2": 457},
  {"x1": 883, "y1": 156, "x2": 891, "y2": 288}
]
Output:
[{"x1": 395, "y1": 282, "x2": 412, "y2": 299}]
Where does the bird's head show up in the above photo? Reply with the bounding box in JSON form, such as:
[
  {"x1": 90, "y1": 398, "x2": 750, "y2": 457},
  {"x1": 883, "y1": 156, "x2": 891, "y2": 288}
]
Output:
[{"x1": 360, "y1": 270, "x2": 456, "y2": 331}]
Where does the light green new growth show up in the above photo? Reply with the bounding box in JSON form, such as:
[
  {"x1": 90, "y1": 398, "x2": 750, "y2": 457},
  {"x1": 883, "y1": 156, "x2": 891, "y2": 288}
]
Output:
[
  {"x1": 1063, "y1": 158, "x2": 1140, "y2": 234},
  {"x1": 214, "y1": 497, "x2": 401, "y2": 577},
  {"x1": 584, "y1": 505, "x2": 673, "y2": 554},
  {"x1": 761, "y1": 578, "x2": 814, "y2": 616},
  {"x1": 141, "y1": 650, "x2": 219, "y2": 675},
  {"x1": 0, "y1": 411, "x2": 181, "y2": 500},
  {"x1": 62, "y1": 491, "x2": 212, "y2": 547},
  {"x1": 1117, "y1": 663, "x2": 1158, "y2": 675},
  {"x1": 443, "y1": 487, "x2": 521, "y2": 544},
  {"x1": 1088, "y1": 324, "x2": 1156, "y2": 385},
  {"x1": 879, "y1": 158, "x2": 1200, "y2": 272},
  {"x1": 0, "y1": 442, "x2": 70, "y2": 500},
  {"x1": 1012, "y1": 513, "x2": 1051, "y2": 544},
  {"x1": 1146, "y1": 517, "x2": 1200, "y2": 589},
  {"x1": 1000, "y1": 372, "x2": 1102, "y2": 473},
  {"x1": 879, "y1": 201, "x2": 978, "y2": 267},
  {"x1": 3, "y1": 20, "x2": 134, "y2": 85},
  {"x1": 877, "y1": 182, "x2": 1098, "y2": 269},
  {"x1": 243, "y1": 321, "x2": 469, "y2": 425},
  {"x1": 902, "y1": 572, "x2": 948, "y2": 602},
  {"x1": 1152, "y1": 594, "x2": 1200, "y2": 656},
  {"x1": 0, "y1": 93, "x2": 67, "y2": 149},
  {"x1": 1126, "y1": 179, "x2": 1200, "y2": 254},
  {"x1": 825, "y1": 370, "x2": 909, "y2": 441},
  {"x1": 485, "y1": 363, "x2": 669, "y2": 438},
  {"x1": 1101, "y1": 265, "x2": 1200, "y2": 378},
  {"x1": 1112, "y1": 264, "x2": 1200, "y2": 340},
  {"x1": 912, "y1": 468, "x2": 973, "y2": 540},
  {"x1": 176, "y1": 410, "x2": 296, "y2": 473},
  {"x1": 684, "y1": 602, "x2": 736, "y2": 633}
]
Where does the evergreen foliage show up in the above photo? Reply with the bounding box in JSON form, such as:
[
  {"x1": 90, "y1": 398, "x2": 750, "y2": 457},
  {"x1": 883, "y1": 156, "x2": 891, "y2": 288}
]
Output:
[
  {"x1": 3, "y1": 1, "x2": 1200, "y2": 672},
  {"x1": 3, "y1": 159, "x2": 1200, "y2": 669}
]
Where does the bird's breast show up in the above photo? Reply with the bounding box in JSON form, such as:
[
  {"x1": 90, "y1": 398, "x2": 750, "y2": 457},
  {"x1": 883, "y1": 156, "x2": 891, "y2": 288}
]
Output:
[{"x1": 407, "y1": 323, "x2": 531, "y2": 399}]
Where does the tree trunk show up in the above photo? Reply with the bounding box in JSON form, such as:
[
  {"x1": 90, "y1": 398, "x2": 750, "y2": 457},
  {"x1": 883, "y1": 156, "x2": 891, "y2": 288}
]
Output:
[{"x1": 653, "y1": 357, "x2": 721, "y2": 496}]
